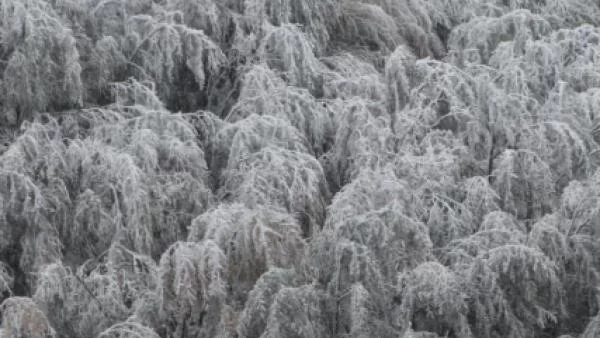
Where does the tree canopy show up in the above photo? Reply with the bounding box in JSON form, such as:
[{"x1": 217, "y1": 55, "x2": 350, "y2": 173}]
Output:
[{"x1": 1, "y1": 0, "x2": 600, "y2": 337}]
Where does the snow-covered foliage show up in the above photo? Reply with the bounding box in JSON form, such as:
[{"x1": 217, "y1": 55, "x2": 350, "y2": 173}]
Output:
[
  {"x1": 0, "y1": 0, "x2": 83, "y2": 125},
  {"x1": 1, "y1": 0, "x2": 600, "y2": 337},
  {"x1": 158, "y1": 240, "x2": 227, "y2": 338},
  {"x1": 188, "y1": 204, "x2": 306, "y2": 299},
  {"x1": 0, "y1": 297, "x2": 56, "y2": 338}
]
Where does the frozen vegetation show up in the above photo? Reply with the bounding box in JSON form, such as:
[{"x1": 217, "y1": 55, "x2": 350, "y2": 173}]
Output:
[{"x1": 0, "y1": 0, "x2": 600, "y2": 337}]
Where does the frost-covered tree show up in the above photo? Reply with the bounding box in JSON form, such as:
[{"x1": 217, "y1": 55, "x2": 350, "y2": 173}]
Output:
[
  {"x1": 337, "y1": 2, "x2": 402, "y2": 55},
  {"x1": 33, "y1": 246, "x2": 158, "y2": 337},
  {"x1": 322, "y1": 53, "x2": 387, "y2": 103},
  {"x1": 0, "y1": 169, "x2": 62, "y2": 291},
  {"x1": 220, "y1": 146, "x2": 330, "y2": 237},
  {"x1": 392, "y1": 58, "x2": 476, "y2": 141},
  {"x1": 257, "y1": 25, "x2": 328, "y2": 95},
  {"x1": 0, "y1": 262, "x2": 12, "y2": 301},
  {"x1": 556, "y1": 178, "x2": 600, "y2": 331},
  {"x1": 162, "y1": 0, "x2": 228, "y2": 43},
  {"x1": 122, "y1": 11, "x2": 225, "y2": 110},
  {"x1": 459, "y1": 176, "x2": 500, "y2": 225},
  {"x1": 448, "y1": 10, "x2": 551, "y2": 65},
  {"x1": 0, "y1": 297, "x2": 56, "y2": 338},
  {"x1": 229, "y1": 64, "x2": 334, "y2": 155},
  {"x1": 97, "y1": 321, "x2": 161, "y2": 338},
  {"x1": 498, "y1": 0, "x2": 600, "y2": 27},
  {"x1": 188, "y1": 204, "x2": 306, "y2": 300},
  {"x1": 236, "y1": 268, "x2": 304, "y2": 338},
  {"x1": 323, "y1": 168, "x2": 432, "y2": 277},
  {"x1": 212, "y1": 114, "x2": 310, "y2": 177},
  {"x1": 0, "y1": 0, "x2": 83, "y2": 125},
  {"x1": 306, "y1": 167, "x2": 433, "y2": 338},
  {"x1": 398, "y1": 261, "x2": 472, "y2": 337},
  {"x1": 385, "y1": 46, "x2": 416, "y2": 116},
  {"x1": 242, "y1": 0, "x2": 340, "y2": 54},
  {"x1": 260, "y1": 285, "x2": 334, "y2": 338},
  {"x1": 363, "y1": 0, "x2": 449, "y2": 58},
  {"x1": 323, "y1": 98, "x2": 394, "y2": 189},
  {"x1": 467, "y1": 245, "x2": 564, "y2": 338},
  {"x1": 312, "y1": 239, "x2": 396, "y2": 337},
  {"x1": 158, "y1": 241, "x2": 227, "y2": 338},
  {"x1": 62, "y1": 108, "x2": 213, "y2": 258},
  {"x1": 491, "y1": 149, "x2": 555, "y2": 221}
]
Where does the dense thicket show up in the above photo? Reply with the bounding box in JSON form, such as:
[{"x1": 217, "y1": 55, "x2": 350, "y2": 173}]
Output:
[{"x1": 1, "y1": 0, "x2": 600, "y2": 337}]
